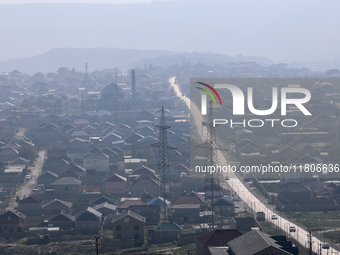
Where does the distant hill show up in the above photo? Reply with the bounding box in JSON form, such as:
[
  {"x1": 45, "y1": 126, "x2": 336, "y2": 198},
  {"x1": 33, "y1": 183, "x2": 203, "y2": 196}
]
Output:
[
  {"x1": 0, "y1": 48, "x2": 273, "y2": 74},
  {"x1": 122, "y1": 52, "x2": 273, "y2": 70},
  {"x1": 0, "y1": 48, "x2": 178, "y2": 74}
]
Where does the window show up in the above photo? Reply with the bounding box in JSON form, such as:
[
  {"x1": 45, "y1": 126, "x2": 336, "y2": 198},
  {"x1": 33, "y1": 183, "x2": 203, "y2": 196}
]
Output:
[
  {"x1": 116, "y1": 234, "x2": 121, "y2": 239},
  {"x1": 116, "y1": 225, "x2": 121, "y2": 231},
  {"x1": 134, "y1": 234, "x2": 139, "y2": 240},
  {"x1": 124, "y1": 217, "x2": 129, "y2": 223},
  {"x1": 134, "y1": 225, "x2": 139, "y2": 230}
]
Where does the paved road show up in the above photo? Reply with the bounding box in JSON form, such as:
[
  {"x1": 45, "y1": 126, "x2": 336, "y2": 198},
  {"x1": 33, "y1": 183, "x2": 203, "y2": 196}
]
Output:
[
  {"x1": 169, "y1": 77, "x2": 338, "y2": 255},
  {"x1": 7, "y1": 150, "x2": 46, "y2": 210}
]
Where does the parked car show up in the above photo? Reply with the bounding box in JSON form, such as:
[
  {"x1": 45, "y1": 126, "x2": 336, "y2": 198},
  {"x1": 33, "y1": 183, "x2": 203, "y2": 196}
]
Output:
[
  {"x1": 322, "y1": 243, "x2": 330, "y2": 249},
  {"x1": 31, "y1": 163, "x2": 35, "y2": 167},
  {"x1": 272, "y1": 214, "x2": 278, "y2": 220},
  {"x1": 289, "y1": 226, "x2": 296, "y2": 232},
  {"x1": 25, "y1": 175, "x2": 30, "y2": 181}
]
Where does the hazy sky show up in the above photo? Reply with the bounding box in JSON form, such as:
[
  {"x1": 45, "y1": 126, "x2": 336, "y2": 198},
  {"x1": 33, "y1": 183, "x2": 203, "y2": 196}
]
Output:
[
  {"x1": 0, "y1": 0, "x2": 152, "y2": 3},
  {"x1": 0, "y1": 0, "x2": 339, "y2": 64}
]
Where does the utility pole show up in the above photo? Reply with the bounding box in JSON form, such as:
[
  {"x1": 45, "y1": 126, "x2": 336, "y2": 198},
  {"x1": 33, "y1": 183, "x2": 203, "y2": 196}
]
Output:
[
  {"x1": 151, "y1": 106, "x2": 176, "y2": 223},
  {"x1": 94, "y1": 236, "x2": 100, "y2": 255}
]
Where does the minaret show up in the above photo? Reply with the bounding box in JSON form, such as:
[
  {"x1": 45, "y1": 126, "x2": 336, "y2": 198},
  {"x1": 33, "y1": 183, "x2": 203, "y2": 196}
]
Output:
[
  {"x1": 132, "y1": 69, "x2": 136, "y2": 100},
  {"x1": 115, "y1": 67, "x2": 118, "y2": 101},
  {"x1": 85, "y1": 63, "x2": 88, "y2": 87}
]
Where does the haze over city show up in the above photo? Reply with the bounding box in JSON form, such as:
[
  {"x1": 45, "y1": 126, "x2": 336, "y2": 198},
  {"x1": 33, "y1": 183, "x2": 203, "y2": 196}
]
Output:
[{"x1": 0, "y1": 0, "x2": 339, "y2": 254}]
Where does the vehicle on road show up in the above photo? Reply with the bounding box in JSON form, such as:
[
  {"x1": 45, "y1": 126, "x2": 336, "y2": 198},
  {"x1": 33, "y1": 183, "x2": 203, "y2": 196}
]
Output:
[
  {"x1": 272, "y1": 215, "x2": 277, "y2": 220},
  {"x1": 225, "y1": 176, "x2": 229, "y2": 180},
  {"x1": 25, "y1": 175, "x2": 30, "y2": 181},
  {"x1": 31, "y1": 163, "x2": 35, "y2": 167},
  {"x1": 322, "y1": 243, "x2": 330, "y2": 249},
  {"x1": 289, "y1": 226, "x2": 296, "y2": 232}
]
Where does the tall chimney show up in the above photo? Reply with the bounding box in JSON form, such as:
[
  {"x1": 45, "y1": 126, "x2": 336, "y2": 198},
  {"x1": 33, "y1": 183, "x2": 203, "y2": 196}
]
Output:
[{"x1": 132, "y1": 69, "x2": 136, "y2": 100}]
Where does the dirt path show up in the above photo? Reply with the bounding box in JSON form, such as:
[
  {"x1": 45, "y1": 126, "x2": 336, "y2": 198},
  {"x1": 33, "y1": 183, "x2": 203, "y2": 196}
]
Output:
[{"x1": 6, "y1": 150, "x2": 46, "y2": 211}]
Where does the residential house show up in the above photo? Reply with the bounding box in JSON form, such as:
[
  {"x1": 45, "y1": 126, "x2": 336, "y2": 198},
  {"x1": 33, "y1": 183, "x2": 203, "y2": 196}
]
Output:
[
  {"x1": 0, "y1": 211, "x2": 26, "y2": 233},
  {"x1": 42, "y1": 157, "x2": 69, "y2": 175},
  {"x1": 68, "y1": 138, "x2": 90, "y2": 152},
  {"x1": 47, "y1": 212, "x2": 75, "y2": 230},
  {"x1": 51, "y1": 177, "x2": 81, "y2": 196},
  {"x1": 141, "y1": 192, "x2": 154, "y2": 203},
  {"x1": 212, "y1": 196, "x2": 235, "y2": 216},
  {"x1": 153, "y1": 222, "x2": 183, "y2": 244},
  {"x1": 83, "y1": 152, "x2": 109, "y2": 172},
  {"x1": 135, "y1": 110, "x2": 155, "y2": 121},
  {"x1": 0, "y1": 166, "x2": 25, "y2": 183},
  {"x1": 111, "y1": 210, "x2": 145, "y2": 247},
  {"x1": 37, "y1": 171, "x2": 59, "y2": 189},
  {"x1": 102, "y1": 133, "x2": 123, "y2": 146},
  {"x1": 172, "y1": 192, "x2": 205, "y2": 211},
  {"x1": 36, "y1": 123, "x2": 61, "y2": 144},
  {"x1": 118, "y1": 199, "x2": 147, "y2": 213},
  {"x1": 89, "y1": 196, "x2": 119, "y2": 206},
  {"x1": 70, "y1": 130, "x2": 89, "y2": 141},
  {"x1": 132, "y1": 165, "x2": 156, "y2": 176},
  {"x1": 42, "y1": 199, "x2": 73, "y2": 215},
  {"x1": 104, "y1": 174, "x2": 127, "y2": 195},
  {"x1": 100, "y1": 148, "x2": 119, "y2": 164},
  {"x1": 227, "y1": 229, "x2": 298, "y2": 255},
  {"x1": 18, "y1": 197, "x2": 42, "y2": 216},
  {"x1": 314, "y1": 183, "x2": 337, "y2": 197},
  {"x1": 169, "y1": 204, "x2": 200, "y2": 224},
  {"x1": 148, "y1": 197, "x2": 170, "y2": 208},
  {"x1": 0, "y1": 148, "x2": 19, "y2": 163},
  {"x1": 278, "y1": 182, "x2": 311, "y2": 205},
  {"x1": 127, "y1": 204, "x2": 160, "y2": 225},
  {"x1": 63, "y1": 164, "x2": 86, "y2": 177},
  {"x1": 125, "y1": 132, "x2": 144, "y2": 144},
  {"x1": 75, "y1": 207, "x2": 102, "y2": 231},
  {"x1": 92, "y1": 202, "x2": 117, "y2": 216},
  {"x1": 195, "y1": 229, "x2": 242, "y2": 255},
  {"x1": 130, "y1": 175, "x2": 159, "y2": 197}
]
